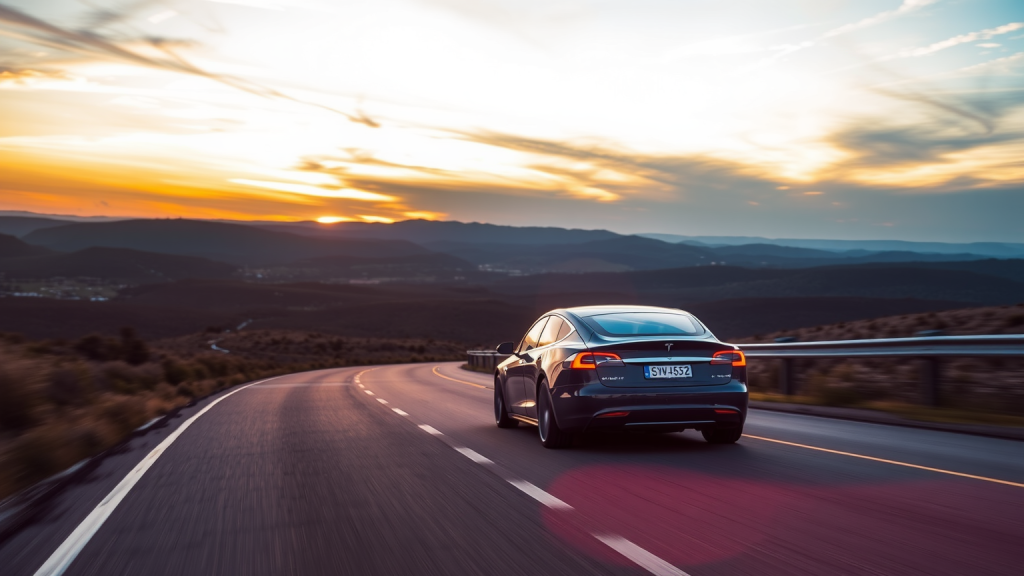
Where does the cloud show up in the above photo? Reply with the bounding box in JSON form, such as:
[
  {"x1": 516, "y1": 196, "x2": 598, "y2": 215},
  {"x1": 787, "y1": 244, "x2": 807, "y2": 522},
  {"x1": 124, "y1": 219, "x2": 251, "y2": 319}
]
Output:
[
  {"x1": 884, "y1": 21, "x2": 1024, "y2": 60},
  {"x1": 0, "y1": 67, "x2": 71, "y2": 85},
  {"x1": 823, "y1": 0, "x2": 938, "y2": 39},
  {"x1": 0, "y1": 2, "x2": 378, "y2": 126},
  {"x1": 206, "y1": 0, "x2": 286, "y2": 10},
  {"x1": 958, "y1": 51, "x2": 1024, "y2": 75},
  {"x1": 229, "y1": 179, "x2": 399, "y2": 201}
]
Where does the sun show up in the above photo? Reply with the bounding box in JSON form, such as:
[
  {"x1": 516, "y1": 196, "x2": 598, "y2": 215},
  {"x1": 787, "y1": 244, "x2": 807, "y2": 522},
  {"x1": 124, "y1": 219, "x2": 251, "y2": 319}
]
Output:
[{"x1": 316, "y1": 216, "x2": 350, "y2": 224}]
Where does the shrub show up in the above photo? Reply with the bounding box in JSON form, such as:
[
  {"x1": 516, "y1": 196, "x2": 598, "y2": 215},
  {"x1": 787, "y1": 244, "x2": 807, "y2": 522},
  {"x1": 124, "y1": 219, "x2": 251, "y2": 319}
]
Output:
[
  {"x1": 161, "y1": 358, "x2": 190, "y2": 385},
  {"x1": 47, "y1": 365, "x2": 92, "y2": 406},
  {"x1": 75, "y1": 334, "x2": 120, "y2": 362},
  {"x1": 120, "y1": 327, "x2": 150, "y2": 366},
  {"x1": 819, "y1": 386, "x2": 862, "y2": 407},
  {"x1": 0, "y1": 357, "x2": 45, "y2": 432}
]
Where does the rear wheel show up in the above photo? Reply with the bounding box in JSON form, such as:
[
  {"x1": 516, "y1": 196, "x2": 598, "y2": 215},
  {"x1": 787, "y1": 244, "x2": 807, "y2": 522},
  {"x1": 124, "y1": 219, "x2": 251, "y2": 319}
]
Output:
[
  {"x1": 538, "y1": 381, "x2": 572, "y2": 448},
  {"x1": 702, "y1": 427, "x2": 743, "y2": 444},
  {"x1": 494, "y1": 378, "x2": 518, "y2": 429}
]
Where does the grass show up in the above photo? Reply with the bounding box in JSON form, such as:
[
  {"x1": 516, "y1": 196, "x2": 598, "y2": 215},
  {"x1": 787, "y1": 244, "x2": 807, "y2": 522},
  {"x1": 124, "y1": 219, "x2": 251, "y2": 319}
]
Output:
[{"x1": 749, "y1": 392, "x2": 1024, "y2": 428}]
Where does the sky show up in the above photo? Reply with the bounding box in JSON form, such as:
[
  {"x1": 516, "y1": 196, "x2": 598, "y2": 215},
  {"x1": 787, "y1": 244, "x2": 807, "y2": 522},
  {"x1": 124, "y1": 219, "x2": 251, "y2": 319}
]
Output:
[{"x1": 0, "y1": 0, "x2": 1022, "y2": 242}]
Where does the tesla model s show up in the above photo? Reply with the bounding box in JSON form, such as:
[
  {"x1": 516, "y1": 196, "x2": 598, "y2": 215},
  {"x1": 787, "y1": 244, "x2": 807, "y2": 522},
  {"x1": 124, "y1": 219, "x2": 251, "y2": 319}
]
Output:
[{"x1": 493, "y1": 305, "x2": 748, "y2": 448}]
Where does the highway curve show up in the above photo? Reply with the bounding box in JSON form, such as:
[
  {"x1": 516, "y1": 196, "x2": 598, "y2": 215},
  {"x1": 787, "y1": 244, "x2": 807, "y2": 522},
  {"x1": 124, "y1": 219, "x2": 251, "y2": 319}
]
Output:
[{"x1": 2, "y1": 362, "x2": 1022, "y2": 576}]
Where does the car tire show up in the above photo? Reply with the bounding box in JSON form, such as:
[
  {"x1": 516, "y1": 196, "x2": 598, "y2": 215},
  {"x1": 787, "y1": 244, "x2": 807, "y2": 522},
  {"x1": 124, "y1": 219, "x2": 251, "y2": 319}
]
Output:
[
  {"x1": 702, "y1": 427, "x2": 743, "y2": 444},
  {"x1": 538, "y1": 381, "x2": 572, "y2": 449},
  {"x1": 495, "y1": 378, "x2": 519, "y2": 429}
]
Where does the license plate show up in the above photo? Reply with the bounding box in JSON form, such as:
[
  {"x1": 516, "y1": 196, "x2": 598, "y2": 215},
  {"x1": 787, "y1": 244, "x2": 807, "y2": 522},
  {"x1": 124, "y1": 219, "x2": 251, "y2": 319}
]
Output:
[{"x1": 644, "y1": 365, "x2": 692, "y2": 379}]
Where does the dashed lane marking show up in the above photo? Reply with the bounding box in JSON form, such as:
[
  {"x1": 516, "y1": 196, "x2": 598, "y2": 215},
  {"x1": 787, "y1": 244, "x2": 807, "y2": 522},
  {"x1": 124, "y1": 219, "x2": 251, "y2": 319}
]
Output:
[
  {"x1": 454, "y1": 447, "x2": 493, "y2": 465},
  {"x1": 364, "y1": 390, "x2": 374, "y2": 396},
  {"x1": 376, "y1": 398, "x2": 388, "y2": 404},
  {"x1": 508, "y1": 480, "x2": 573, "y2": 510},
  {"x1": 390, "y1": 388, "x2": 689, "y2": 576},
  {"x1": 594, "y1": 535, "x2": 692, "y2": 576},
  {"x1": 744, "y1": 434, "x2": 1024, "y2": 489},
  {"x1": 392, "y1": 408, "x2": 409, "y2": 416},
  {"x1": 431, "y1": 366, "x2": 491, "y2": 389},
  {"x1": 32, "y1": 377, "x2": 277, "y2": 576}
]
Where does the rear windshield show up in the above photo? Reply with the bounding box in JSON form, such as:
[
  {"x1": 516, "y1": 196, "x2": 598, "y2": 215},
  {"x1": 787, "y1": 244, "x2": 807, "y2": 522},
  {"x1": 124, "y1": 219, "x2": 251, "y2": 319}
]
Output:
[{"x1": 583, "y1": 312, "x2": 704, "y2": 337}]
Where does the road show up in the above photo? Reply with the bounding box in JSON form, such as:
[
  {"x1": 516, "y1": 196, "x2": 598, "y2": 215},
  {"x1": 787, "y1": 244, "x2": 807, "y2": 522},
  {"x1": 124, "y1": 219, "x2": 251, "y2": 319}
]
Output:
[{"x1": 2, "y1": 362, "x2": 1022, "y2": 576}]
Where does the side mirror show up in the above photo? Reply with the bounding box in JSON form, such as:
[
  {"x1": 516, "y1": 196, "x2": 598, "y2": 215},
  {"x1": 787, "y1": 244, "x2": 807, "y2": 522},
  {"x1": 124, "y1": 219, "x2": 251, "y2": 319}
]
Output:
[{"x1": 496, "y1": 342, "x2": 516, "y2": 355}]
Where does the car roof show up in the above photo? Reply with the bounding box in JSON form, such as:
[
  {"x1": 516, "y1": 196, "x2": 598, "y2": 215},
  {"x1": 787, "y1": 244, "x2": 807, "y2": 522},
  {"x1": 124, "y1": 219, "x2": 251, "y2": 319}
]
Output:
[{"x1": 558, "y1": 305, "x2": 694, "y2": 318}]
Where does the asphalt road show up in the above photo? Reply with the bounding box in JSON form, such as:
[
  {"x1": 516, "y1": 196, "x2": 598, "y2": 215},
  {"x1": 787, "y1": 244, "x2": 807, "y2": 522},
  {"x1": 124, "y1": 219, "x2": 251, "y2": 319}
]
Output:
[{"x1": 2, "y1": 362, "x2": 1022, "y2": 576}]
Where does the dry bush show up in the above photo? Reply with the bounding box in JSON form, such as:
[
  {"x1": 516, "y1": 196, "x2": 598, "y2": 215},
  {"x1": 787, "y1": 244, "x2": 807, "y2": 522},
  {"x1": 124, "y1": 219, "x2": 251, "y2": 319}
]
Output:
[{"x1": 0, "y1": 355, "x2": 47, "y2": 432}]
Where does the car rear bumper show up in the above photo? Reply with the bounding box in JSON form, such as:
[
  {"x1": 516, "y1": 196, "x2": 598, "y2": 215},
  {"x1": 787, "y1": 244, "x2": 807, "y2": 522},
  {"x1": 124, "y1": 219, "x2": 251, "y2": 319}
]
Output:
[{"x1": 550, "y1": 380, "x2": 748, "y2": 433}]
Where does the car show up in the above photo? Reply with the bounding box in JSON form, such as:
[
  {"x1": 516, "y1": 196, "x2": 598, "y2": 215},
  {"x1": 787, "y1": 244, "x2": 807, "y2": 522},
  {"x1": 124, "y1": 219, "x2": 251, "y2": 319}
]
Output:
[{"x1": 493, "y1": 305, "x2": 748, "y2": 448}]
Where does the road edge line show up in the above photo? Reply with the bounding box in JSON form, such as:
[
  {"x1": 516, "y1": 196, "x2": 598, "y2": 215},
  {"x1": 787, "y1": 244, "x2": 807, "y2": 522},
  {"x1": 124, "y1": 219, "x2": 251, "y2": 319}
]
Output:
[
  {"x1": 744, "y1": 434, "x2": 1024, "y2": 488},
  {"x1": 32, "y1": 377, "x2": 276, "y2": 576},
  {"x1": 431, "y1": 366, "x2": 491, "y2": 389}
]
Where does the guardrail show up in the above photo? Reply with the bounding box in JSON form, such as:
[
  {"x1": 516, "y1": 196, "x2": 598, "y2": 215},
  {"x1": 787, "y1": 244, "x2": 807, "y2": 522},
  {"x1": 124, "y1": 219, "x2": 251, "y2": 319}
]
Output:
[
  {"x1": 467, "y1": 335, "x2": 1024, "y2": 406},
  {"x1": 738, "y1": 335, "x2": 1024, "y2": 406},
  {"x1": 466, "y1": 350, "x2": 510, "y2": 371}
]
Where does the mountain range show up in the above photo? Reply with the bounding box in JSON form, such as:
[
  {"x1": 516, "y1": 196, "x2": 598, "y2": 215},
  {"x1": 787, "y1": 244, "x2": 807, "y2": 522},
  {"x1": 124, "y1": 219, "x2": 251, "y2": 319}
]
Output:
[{"x1": 1, "y1": 213, "x2": 1022, "y2": 343}]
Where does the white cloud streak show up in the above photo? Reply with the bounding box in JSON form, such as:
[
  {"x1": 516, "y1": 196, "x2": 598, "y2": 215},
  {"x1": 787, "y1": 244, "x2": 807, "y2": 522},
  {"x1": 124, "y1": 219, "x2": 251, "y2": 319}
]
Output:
[
  {"x1": 886, "y1": 22, "x2": 1024, "y2": 59},
  {"x1": 824, "y1": 0, "x2": 939, "y2": 39}
]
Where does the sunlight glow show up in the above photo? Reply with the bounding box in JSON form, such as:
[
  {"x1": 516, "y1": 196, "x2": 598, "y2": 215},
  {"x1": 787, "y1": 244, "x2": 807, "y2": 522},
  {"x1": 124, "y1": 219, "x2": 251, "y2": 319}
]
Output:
[
  {"x1": 229, "y1": 180, "x2": 398, "y2": 202},
  {"x1": 0, "y1": 0, "x2": 1021, "y2": 239}
]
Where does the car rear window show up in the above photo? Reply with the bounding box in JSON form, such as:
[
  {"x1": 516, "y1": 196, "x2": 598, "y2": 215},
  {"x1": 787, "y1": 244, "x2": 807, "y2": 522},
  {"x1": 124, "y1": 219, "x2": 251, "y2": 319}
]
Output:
[{"x1": 583, "y1": 312, "x2": 704, "y2": 336}]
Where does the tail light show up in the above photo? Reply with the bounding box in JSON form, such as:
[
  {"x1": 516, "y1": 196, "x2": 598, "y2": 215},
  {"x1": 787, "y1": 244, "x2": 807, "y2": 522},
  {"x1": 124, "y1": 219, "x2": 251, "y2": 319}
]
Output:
[
  {"x1": 711, "y1": 350, "x2": 746, "y2": 367},
  {"x1": 570, "y1": 352, "x2": 624, "y2": 369}
]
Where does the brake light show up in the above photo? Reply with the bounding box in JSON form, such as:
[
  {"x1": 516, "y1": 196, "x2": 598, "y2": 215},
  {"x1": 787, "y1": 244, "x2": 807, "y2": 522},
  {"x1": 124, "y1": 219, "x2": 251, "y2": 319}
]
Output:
[
  {"x1": 711, "y1": 350, "x2": 746, "y2": 367},
  {"x1": 571, "y1": 352, "x2": 623, "y2": 369},
  {"x1": 597, "y1": 411, "x2": 631, "y2": 418}
]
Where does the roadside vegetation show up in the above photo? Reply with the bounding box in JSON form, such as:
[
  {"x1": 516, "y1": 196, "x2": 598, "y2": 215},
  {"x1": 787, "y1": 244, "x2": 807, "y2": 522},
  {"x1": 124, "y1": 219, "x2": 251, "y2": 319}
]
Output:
[
  {"x1": 0, "y1": 328, "x2": 464, "y2": 501},
  {"x1": 735, "y1": 304, "x2": 1024, "y2": 424}
]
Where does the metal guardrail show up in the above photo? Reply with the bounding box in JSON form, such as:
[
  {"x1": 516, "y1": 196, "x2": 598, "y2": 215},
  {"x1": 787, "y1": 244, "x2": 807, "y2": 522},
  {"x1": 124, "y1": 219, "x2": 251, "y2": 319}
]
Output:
[
  {"x1": 466, "y1": 350, "x2": 509, "y2": 371},
  {"x1": 466, "y1": 335, "x2": 1024, "y2": 406},
  {"x1": 738, "y1": 335, "x2": 1024, "y2": 406}
]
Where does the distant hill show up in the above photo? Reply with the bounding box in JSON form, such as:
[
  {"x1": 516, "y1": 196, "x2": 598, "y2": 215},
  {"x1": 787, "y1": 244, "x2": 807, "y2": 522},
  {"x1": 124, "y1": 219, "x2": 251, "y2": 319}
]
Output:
[
  {"x1": 733, "y1": 303, "x2": 1024, "y2": 343},
  {"x1": 492, "y1": 263, "x2": 1024, "y2": 305},
  {"x1": 0, "y1": 213, "x2": 125, "y2": 237},
  {"x1": 827, "y1": 259, "x2": 1024, "y2": 284},
  {"x1": 0, "y1": 247, "x2": 236, "y2": 282},
  {"x1": 258, "y1": 219, "x2": 622, "y2": 245},
  {"x1": 0, "y1": 233, "x2": 53, "y2": 258},
  {"x1": 686, "y1": 297, "x2": 969, "y2": 340},
  {"x1": 0, "y1": 298, "x2": 238, "y2": 340},
  {"x1": 22, "y1": 219, "x2": 429, "y2": 265},
  {"x1": 425, "y1": 236, "x2": 713, "y2": 272},
  {"x1": 642, "y1": 233, "x2": 1024, "y2": 258},
  {"x1": 277, "y1": 252, "x2": 482, "y2": 282},
  {"x1": 0, "y1": 216, "x2": 75, "y2": 238}
]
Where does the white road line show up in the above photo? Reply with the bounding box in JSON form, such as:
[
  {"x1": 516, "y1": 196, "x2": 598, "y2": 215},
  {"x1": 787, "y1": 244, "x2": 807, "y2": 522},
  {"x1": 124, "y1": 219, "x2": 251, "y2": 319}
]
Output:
[
  {"x1": 388, "y1": 391, "x2": 686, "y2": 576},
  {"x1": 376, "y1": 398, "x2": 388, "y2": 404},
  {"x1": 454, "y1": 447, "x2": 493, "y2": 465},
  {"x1": 32, "y1": 377, "x2": 272, "y2": 576},
  {"x1": 358, "y1": 384, "x2": 365, "y2": 388},
  {"x1": 508, "y1": 480, "x2": 573, "y2": 510},
  {"x1": 364, "y1": 390, "x2": 374, "y2": 395},
  {"x1": 593, "y1": 535, "x2": 691, "y2": 576},
  {"x1": 392, "y1": 408, "x2": 409, "y2": 416}
]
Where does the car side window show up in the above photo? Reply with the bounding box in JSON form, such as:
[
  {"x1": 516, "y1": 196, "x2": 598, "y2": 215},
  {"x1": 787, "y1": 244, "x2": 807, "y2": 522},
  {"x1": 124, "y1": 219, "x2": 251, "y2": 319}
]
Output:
[
  {"x1": 538, "y1": 316, "x2": 564, "y2": 347},
  {"x1": 519, "y1": 317, "x2": 549, "y2": 352},
  {"x1": 555, "y1": 318, "x2": 574, "y2": 341}
]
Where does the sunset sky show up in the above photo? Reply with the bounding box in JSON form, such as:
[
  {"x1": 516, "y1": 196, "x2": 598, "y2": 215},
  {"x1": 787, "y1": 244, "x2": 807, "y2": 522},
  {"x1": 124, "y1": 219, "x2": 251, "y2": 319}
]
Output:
[{"x1": 1, "y1": 0, "x2": 1022, "y2": 242}]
